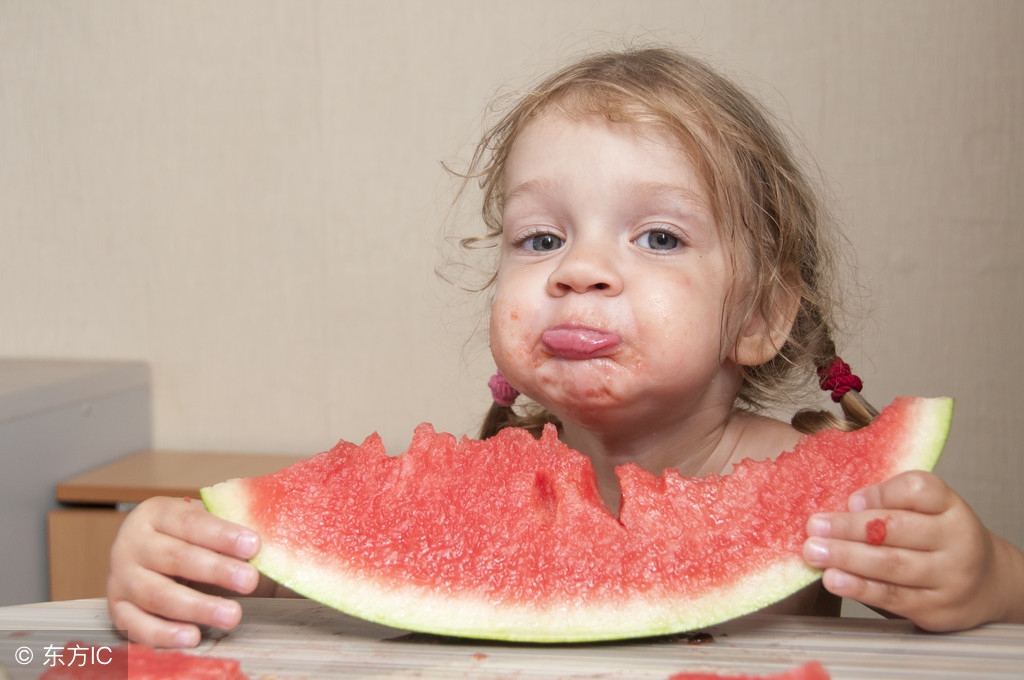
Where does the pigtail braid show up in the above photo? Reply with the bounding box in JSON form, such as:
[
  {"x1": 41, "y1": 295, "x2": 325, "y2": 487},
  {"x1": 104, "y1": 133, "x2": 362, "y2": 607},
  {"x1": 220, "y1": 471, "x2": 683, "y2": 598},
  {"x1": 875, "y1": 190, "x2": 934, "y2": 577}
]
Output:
[
  {"x1": 478, "y1": 402, "x2": 519, "y2": 439},
  {"x1": 480, "y1": 371, "x2": 561, "y2": 439},
  {"x1": 792, "y1": 336, "x2": 878, "y2": 434},
  {"x1": 478, "y1": 401, "x2": 562, "y2": 440}
]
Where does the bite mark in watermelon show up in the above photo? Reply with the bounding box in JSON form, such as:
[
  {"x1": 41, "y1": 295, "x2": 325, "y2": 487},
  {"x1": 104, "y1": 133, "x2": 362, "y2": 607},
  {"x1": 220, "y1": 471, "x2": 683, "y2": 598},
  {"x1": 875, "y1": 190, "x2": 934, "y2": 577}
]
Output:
[{"x1": 202, "y1": 396, "x2": 951, "y2": 642}]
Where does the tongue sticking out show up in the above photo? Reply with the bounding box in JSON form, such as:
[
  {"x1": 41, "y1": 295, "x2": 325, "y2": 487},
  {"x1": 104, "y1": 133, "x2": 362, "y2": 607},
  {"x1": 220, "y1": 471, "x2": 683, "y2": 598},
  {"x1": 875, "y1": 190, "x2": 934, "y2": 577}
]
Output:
[{"x1": 542, "y1": 328, "x2": 621, "y2": 360}]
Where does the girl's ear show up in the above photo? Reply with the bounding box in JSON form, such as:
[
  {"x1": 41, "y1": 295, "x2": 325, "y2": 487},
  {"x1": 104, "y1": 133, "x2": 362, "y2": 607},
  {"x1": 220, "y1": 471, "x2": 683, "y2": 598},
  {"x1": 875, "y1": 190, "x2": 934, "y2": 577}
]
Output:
[{"x1": 729, "y1": 278, "x2": 802, "y2": 367}]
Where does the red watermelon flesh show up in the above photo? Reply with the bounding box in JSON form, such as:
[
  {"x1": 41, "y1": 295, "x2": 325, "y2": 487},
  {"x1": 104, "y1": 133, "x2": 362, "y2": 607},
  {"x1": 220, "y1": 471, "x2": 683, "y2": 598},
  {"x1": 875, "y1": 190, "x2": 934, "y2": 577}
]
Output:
[
  {"x1": 37, "y1": 641, "x2": 250, "y2": 679},
  {"x1": 202, "y1": 396, "x2": 951, "y2": 642},
  {"x1": 667, "y1": 660, "x2": 830, "y2": 679}
]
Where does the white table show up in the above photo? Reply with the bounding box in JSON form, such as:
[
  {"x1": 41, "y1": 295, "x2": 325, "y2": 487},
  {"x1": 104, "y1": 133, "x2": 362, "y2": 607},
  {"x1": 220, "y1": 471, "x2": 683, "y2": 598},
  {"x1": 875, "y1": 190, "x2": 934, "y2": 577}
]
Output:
[{"x1": 1, "y1": 598, "x2": 1021, "y2": 679}]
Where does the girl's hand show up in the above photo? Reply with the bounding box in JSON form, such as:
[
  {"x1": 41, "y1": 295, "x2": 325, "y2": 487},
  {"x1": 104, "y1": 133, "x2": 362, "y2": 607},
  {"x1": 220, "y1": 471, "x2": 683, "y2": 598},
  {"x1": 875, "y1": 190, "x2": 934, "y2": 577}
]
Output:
[
  {"x1": 107, "y1": 496, "x2": 263, "y2": 647},
  {"x1": 802, "y1": 470, "x2": 1024, "y2": 631}
]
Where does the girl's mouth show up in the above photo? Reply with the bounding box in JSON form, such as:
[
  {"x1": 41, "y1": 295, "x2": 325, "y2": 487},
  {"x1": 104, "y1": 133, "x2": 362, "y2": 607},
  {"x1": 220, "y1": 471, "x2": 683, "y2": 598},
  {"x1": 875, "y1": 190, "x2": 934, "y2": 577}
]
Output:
[{"x1": 541, "y1": 326, "x2": 622, "y2": 360}]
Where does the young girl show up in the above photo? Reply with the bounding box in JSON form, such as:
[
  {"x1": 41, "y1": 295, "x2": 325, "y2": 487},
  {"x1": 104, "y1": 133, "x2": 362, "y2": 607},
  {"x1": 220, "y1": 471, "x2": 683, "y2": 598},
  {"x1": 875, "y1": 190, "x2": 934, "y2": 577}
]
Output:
[{"x1": 107, "y1": 46, "x2": 1024, "y2": 648}]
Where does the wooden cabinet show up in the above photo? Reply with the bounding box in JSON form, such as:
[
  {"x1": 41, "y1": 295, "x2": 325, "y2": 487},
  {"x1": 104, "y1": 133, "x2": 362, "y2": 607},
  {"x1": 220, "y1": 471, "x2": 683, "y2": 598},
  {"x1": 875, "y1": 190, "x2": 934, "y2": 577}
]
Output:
[
  {"x1": 48, "y1": 450, "x2": 305, "y2": 601},
  {"x1": 47, "y1": 509, "x2": 130, "y2": 602}
]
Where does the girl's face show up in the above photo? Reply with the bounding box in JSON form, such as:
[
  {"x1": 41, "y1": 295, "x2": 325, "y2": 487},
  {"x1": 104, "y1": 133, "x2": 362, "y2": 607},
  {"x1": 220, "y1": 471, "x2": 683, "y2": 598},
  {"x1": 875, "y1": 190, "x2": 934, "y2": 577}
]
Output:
[{"x1": 490, "y1": 111, "x2": 750, "y2": 435}]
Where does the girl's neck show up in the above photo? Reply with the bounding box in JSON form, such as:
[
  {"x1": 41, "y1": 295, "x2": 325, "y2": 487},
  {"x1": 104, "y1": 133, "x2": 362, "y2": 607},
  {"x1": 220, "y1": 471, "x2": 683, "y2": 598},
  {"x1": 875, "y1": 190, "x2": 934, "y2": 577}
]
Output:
[{"x1": 560, "y1": 408, "x2": 802, "y2": 515}]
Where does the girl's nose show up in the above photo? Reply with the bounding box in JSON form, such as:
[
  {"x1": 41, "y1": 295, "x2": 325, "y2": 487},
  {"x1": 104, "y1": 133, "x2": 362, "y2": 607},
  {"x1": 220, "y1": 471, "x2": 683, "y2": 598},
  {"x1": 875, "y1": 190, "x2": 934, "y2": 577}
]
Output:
[{"x1": 546, "y1": 240, "x2": 623, "y2": 296}]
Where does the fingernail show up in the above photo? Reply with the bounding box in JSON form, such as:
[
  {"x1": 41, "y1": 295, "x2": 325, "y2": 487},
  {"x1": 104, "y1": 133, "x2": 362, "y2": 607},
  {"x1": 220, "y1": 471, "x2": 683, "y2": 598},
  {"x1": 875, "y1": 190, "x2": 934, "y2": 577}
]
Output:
[
  {"x1": 173, "y1": 626, "x2": 199, "y2": 648},
  {"x1": 213, "y1": 601, "x2": 239, "y2": 629},
  {"x1": 231, "y1": 564, "x2": 256, "y2": 592},
  {"x1": 825, "y1": 569, "x2": 853, "y2": 592},
  {"x1": 236, "y1": 531, "x2": 258, "y2": 557},
  {"x1": 807, "y1": 515, "x2": 831, "y2": 537},
  {"x1": 804, "y1": 537, "x2": 830, "y2": 565},
  {"x1": 849, "y1": 492, "x2": 867, "y2": 513}
]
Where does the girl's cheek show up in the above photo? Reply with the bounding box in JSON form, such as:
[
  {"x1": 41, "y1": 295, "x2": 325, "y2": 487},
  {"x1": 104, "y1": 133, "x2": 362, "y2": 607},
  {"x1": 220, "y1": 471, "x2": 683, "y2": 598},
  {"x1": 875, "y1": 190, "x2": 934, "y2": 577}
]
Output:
[
  {"x1": 491, "y1": 303, "x2": 521, "y2": 345},
  {"x1": 490, "y1": 302, "x2": 533, "y2": 369}
]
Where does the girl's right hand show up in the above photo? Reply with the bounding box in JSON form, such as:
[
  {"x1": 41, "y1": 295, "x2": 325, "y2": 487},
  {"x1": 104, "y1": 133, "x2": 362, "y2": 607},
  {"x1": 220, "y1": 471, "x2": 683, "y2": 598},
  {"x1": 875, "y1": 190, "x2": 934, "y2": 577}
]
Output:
[{"x1": 107, "y1": 496, "x2": 262, "y2": 648}]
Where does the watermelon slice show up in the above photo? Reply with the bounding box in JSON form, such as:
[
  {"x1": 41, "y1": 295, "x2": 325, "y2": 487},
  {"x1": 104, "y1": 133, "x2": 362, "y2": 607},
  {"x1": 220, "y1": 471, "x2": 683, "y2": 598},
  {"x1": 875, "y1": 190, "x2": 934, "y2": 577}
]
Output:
[{"x1": 202, "y1": 396, "x2": 951, "y2": 642}]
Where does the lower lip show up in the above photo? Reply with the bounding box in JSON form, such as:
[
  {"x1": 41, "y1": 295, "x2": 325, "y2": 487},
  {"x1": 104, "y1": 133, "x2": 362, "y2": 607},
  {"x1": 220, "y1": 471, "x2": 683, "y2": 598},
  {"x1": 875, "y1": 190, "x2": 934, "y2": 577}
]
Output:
[{"x1": 542, "y1": 328, "x2": 622, "y2": 360}]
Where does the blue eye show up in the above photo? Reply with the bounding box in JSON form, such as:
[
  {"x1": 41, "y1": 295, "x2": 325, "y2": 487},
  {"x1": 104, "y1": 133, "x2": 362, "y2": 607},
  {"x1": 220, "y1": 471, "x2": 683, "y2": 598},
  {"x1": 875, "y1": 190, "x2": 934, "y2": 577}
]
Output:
[
  {"x1": 636, "y1": 230, "x2": 680, "y2": 251},
  {"x1": 524, "y1": 234, "x2": 564, "y2": 252}
]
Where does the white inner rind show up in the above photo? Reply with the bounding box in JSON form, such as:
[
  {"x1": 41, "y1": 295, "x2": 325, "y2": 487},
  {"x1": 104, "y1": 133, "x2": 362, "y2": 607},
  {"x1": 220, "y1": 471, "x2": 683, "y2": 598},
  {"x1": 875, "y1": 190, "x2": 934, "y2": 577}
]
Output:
[
  {"x1": 897, "y1": 397, "x2": 952, "y2": 474},
  {"x1": 242, "y1": 516, "x2": 820, "y2": 641}
]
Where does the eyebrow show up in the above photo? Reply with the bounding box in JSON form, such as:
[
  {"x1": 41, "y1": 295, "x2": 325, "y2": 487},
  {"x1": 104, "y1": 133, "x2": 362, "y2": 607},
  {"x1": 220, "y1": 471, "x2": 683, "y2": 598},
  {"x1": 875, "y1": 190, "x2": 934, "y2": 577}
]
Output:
[
  {"x1": 627, "y1": 182, "x2": 710, "y2": 214},
  {"x1": 502, "y1": 178, "x2": 558, "y2": 209},
  {"x1": 504, "y1": 178, "x2": 710, "y2": 216}
]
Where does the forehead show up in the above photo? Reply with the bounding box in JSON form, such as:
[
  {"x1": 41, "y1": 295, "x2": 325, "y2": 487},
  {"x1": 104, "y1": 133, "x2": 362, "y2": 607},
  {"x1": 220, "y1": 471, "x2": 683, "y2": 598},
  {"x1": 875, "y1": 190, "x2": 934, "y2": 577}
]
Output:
[{"x1": 504, "y1": 111, "x2": 710, "y2": 208}]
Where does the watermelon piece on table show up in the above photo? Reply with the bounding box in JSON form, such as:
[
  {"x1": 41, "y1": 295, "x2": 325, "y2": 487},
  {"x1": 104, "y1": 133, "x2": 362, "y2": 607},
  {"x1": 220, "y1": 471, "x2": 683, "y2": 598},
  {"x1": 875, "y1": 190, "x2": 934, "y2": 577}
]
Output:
[
  {"x1": 202, "y1": 396, "x2": 952, "y2": 643},
  {"x1": 668, "y1": 660, "x2": 831, "y2": 679},
  {"x1": 37, "y1": 641, "x2": 249, "y2": 679}
]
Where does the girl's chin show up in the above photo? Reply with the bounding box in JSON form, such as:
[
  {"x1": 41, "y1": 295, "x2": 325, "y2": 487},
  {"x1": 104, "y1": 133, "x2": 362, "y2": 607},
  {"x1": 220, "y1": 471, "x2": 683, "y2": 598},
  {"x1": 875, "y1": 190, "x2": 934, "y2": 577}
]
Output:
[
  {"x1": 510, "y1": 361, "x2": 640, "y2": 418},
  {"x1": 531, "y1": 386, "x2": 628, "y2": 423}
]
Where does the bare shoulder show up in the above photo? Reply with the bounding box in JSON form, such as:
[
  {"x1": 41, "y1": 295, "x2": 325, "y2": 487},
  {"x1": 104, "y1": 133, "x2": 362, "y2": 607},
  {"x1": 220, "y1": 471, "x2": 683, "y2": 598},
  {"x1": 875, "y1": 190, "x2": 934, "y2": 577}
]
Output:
[{"x1": 728, "y1": 411, "x2": 804, "y2": 465}]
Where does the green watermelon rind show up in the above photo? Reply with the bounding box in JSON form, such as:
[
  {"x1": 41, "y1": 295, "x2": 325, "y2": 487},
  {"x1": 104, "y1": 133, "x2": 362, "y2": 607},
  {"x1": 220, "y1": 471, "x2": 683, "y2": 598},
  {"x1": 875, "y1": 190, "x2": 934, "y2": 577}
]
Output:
[{"x1": 201, "y1": 396, "x2": 952, "y2": 643}]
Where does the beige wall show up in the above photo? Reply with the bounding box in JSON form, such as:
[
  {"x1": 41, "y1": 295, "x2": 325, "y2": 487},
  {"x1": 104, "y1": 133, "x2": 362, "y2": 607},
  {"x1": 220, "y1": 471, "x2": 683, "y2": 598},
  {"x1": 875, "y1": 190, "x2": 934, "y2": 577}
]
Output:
[{"x1": 2, "y1": 1, "x2": 1021, "y2": 549}]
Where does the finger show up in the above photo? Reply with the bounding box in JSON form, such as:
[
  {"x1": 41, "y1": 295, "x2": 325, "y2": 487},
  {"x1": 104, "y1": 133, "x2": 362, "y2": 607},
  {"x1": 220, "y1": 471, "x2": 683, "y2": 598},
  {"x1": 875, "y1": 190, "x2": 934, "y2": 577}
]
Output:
[
  {"x1": 149, "y1": 497, "x2": 260, "y2": 559},
  {"x1": 112, "y1": 508, "x2": 261, "y2": 596},
  {"x1": 109, "y1": 596, "x2": 202, "y2": 648},
  {"x1": 108, "y1": 572, "x2": 244, "y2": 646},
  {"x1": 803, "y1": 535, "x2": 936, "y2": 589},
  {"x1": 145, "y1": 530, "x2": 262, "y2": 594},
  {"x1": 849, "y1": 470, "x2": 953, "y2": 515},
  {"x1": 820, "y1": 567, "x2": 931, "y2": 615},
  {"x1": 807, "y1": 510, "x2": 942, "y2": 551}
]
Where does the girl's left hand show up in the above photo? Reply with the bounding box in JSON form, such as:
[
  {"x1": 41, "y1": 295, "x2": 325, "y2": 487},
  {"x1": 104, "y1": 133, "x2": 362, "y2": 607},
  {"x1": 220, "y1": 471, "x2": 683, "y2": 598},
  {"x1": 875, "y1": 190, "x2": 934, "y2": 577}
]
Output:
[{"x1": 802, "y1": 470, "x2": 1024, "y2": 631}]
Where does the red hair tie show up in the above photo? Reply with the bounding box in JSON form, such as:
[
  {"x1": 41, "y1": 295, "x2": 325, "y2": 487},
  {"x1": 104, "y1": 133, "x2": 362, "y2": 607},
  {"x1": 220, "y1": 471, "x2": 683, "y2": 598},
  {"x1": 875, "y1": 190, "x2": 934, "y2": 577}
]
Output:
[
  {"x1": 488, "y1": 370, "x2": 520, "y2": 407},
  {"x1": 817, "y1": 357, "x2": 863, "y2": 403}
]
